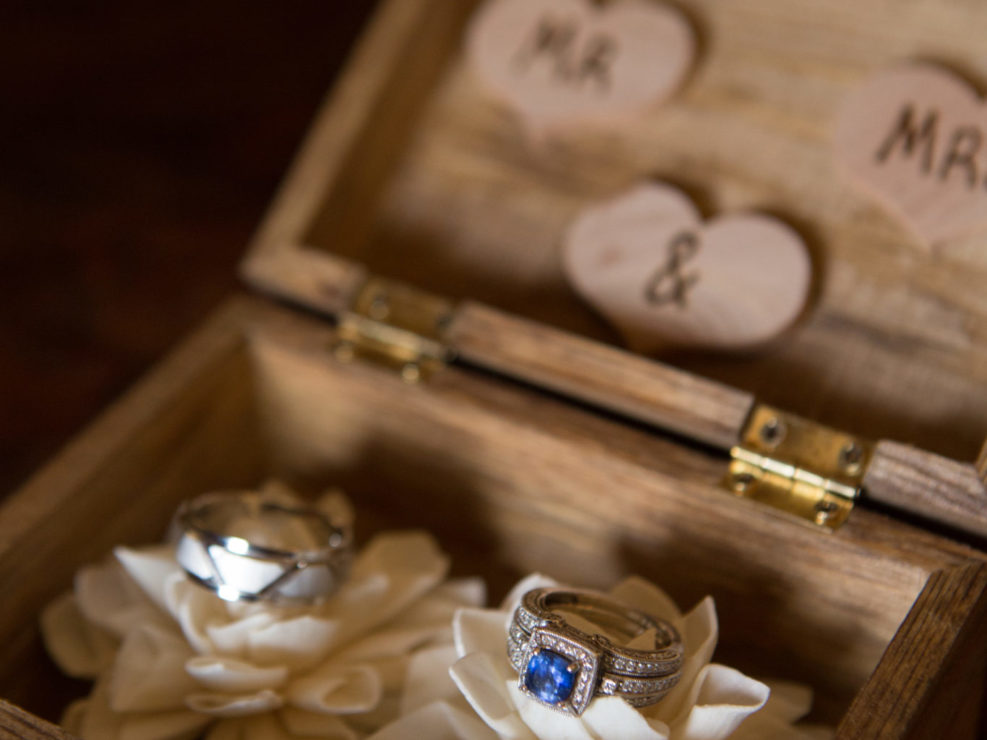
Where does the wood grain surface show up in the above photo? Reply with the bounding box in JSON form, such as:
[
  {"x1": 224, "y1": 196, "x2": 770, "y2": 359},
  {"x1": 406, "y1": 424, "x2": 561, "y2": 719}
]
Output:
[
  {"x1": 465, "y1": 0, "x2": 694, "y2": 133},
  {"x1": 246, "y1": 0, "x2": 987, "y2": 465},
  {"x1": 834, "y1": 62, "x2": 987, "y2": 248},
  {"x1": 241, "y1": 0, "x2": 987, "y2": 542},
  {"x1": 448, "y1": 301, "x2": 754, "y2": 449},
  {"x1": 864, "y1": 441, "x2": 987, "y2": 541},
  {"x1": 837, "y1": 563, "x2": 987, "y2": 739},
  {"x1": 6, "y1": 1, "x2": 987, "y2": 736},
  {"x1": 0, "y1": 300, "x2": 266, "y2": 720},
  {"x1": 562, "y1": 181, "x2": 812, "y2": 352},
  {"x1": 2, "y1": 297, "x2": 984, "y2": 735},
  {"x1": 0, "y1": 701, "x2": 74, "y2": 740}
]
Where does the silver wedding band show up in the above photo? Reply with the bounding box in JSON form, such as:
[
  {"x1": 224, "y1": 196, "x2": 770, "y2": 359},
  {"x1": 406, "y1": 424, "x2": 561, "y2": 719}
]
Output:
[
  {"x1": 509, "y1": 587, "x2": 684, "y2": 716},
  {"x1": 175, "y1": 491, "x2": 353, "y2": 604}
]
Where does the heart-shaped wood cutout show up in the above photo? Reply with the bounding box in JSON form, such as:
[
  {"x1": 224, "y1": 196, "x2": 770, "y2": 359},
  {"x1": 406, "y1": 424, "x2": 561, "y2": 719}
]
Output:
[
  {"x1": 563, "y1": 183, "x2": 813, "y2": 352},
  {"x1": 835, "y1": 63, "x2": 987, "y2": 247},
  {"x1": 466, "y1": 0, "x2": 694, "y2": 133}
]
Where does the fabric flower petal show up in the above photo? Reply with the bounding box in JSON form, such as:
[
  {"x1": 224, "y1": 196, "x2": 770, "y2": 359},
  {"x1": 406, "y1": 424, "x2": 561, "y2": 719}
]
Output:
[
  {"x1": 186, "y1": 689, "x2": 284, "y2": 718},
  {"x1": 367, "y1": 701, "x2": 500, "y2": 740},
  {"x1": 279, "y1": 707, "x2": 360, "y2": 739},
  {"x1": 205, "y1": 613, "x2": 278, "y2": 658},
  {"x1": 364, "y1": 654, "x2": 413, "y2": 693},
  {"x1": 431, "y1": 578, "x2": 488, "y2": 609},
  {"x1": 44, "y1": 487, "x2": 475, "y2": 740},
  {"x1": 186, "y1": 656, "x2": 289, "y2": 693},
  {"x1": 120, "y1": 710, "x2": 215, "y2": 740},
  {"x1": 508, "y1": 682, "x2": 597, "y2": 740},
  {"x1": 324, "y1": 532, "x2": 450, "y2": 643},
  {"x1": 166, "y1": 577, "x2": 230, "y2": 655},
  {"x1": 582, "y1": 697, "x2": 671, "y2": 740},
  {"x1": 205, "y1": 715, "x2": 293, "y2": 740},
  {"x1": 450, "y1": 653, "x2": 535, "y2": 739},
  {"x1": 74, "y1": 680, "x2": 211, "y2": 740},
  {"x1": 669, "y1": 664, "x2": 770, "y2": 740},
  {"x1": 77, "y1": 682, "x2": 125, "y2": 740},
  {"x1": 287, "y1": 663, "x2": 383, "y2": 715},
  {"x1": 416, "y1": 573, "x2": 823, "y2": 740},
  {"x1": 333, "y1": 577, "x2": 484, "y2": 665},
  {"x1": 247, "y1": 615, "x2": 339, "y2": 671},
  {"x1": 339, "y1": 576, "x2": 487, "y2": 661},
  {"x1": 109, "y1": 624, "x2": 199, "y2": 713},
  {"x1": 454, "y1": 608, "x2": 514, "y2": 671},
  {"x1": 75, "y1": 559, "x2": 166, "y2": 639},
  {"x1": 401, "y1": 645, "x2": 461, "y2": 714},
  {"x1": 333, "y1": 622, "x2": 451, "y2": 664},
  {"x1": 115, "y1": 545, "x2": 184, "y2": 612},
  {"x1": 313, "y1": 488, "x2": 356, "y2": 531},
  {"x1": 41, "y1": 592, "x2": 117, "y2": 679},
  {"x1": 648, "y1": 597, "x2": 718, "y2": 723},
  {"x1": 678, "y1": 598, "x2": 719, "y2": 670},
  {"x1": 61, "y1": 698, "x2": 89, "y2": 737}
]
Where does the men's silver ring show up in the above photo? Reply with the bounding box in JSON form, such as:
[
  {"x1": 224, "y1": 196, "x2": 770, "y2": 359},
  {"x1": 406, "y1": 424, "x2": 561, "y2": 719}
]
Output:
[
  {"x1": 175, "y1": 491, "x2": 353, "y2": 604},
  {"x1": 508, "y1": 587, "x2": 684, "y2": 716}
]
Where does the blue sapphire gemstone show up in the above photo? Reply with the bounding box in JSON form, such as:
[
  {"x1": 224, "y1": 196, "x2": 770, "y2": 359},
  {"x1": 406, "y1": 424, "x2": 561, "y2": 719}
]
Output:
[{"x1": 524, "y1": 649, "x2": 578, "y2": 704}]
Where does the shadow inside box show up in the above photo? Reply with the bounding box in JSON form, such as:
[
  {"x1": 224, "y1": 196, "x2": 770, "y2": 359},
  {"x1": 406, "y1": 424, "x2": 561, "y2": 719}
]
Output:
[
  {"x1": 6, "y1": 629, "x2": 93, "y2": 726},
  {"x1": 280, "y1": 432, "x2": 528, "y2": 602},
  {"x1": 17, "y1": 432, "x2": 857, "y2": 729},
  {"x1": 615, "y1": 534, "x2": 860, "y2": 726},
  {"x1": 278, "y1": 432, "x2": 861, "y2": 724}
]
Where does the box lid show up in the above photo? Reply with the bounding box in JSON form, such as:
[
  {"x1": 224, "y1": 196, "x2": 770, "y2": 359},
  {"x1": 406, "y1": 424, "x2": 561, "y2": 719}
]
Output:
[{"x1": 241, "y1": 0, "x2": 987, "y2": 536}]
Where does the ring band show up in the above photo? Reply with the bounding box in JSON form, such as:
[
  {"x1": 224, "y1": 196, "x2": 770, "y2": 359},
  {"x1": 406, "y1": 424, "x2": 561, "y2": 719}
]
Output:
[
  {"x1": 508, "y1": 587, "x2": 683, "y2": 716},
  {"x1": 175, "y1": 491, "x2": 353, "y2": 604}
]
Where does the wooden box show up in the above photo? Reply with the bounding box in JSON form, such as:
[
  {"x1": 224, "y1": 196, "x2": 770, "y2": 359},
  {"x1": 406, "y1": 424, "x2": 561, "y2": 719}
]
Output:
[{"x1": 3, "y1": 0, "x2": 987, "y2": 737}]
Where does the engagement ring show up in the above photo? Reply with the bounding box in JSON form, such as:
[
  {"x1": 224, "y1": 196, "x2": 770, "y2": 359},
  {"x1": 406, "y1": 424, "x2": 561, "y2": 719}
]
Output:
[{"x1": 508, "y1": 587, "x2": 683, "y2": 716}]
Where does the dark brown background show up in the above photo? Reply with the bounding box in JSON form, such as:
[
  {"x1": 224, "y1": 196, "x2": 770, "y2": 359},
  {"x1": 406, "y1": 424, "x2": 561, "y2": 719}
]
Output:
[{"x1": 0, "y1": 3, "x2": 377, "y2": 495}]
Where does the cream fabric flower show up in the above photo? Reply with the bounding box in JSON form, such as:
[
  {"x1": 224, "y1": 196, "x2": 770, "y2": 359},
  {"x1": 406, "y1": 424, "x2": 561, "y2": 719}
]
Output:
[
  {"x1": 41, "y1": 487, "x2": 485, "y2": 740},
  {"x1": 369, "y1": 574, "x2": 832, "y2": 740}
]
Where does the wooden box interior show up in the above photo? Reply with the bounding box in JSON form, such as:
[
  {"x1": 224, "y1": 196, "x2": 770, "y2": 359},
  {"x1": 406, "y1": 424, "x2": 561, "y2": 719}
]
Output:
[
  {"x1": 1, "y1": 298, "x2": 983, "y2": 737},
  {"x1": 4, "y1": 1, "x2": 987, "y2": 737},
  {"x1": 249, "y1": 0, "x2": 987, "y2": 463}
]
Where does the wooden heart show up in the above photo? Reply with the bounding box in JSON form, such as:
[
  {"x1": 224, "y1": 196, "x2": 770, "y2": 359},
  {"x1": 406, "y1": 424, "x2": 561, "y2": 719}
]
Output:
[
  {"x1": 835, "y1": 63, "x2": 987, "y2": 247},
  {"x1": 466, "y1": 0, "x2": 694, "y2": 133},
  {"x1": 563, "y1": 183, "x2": 812, "y2": 352}
]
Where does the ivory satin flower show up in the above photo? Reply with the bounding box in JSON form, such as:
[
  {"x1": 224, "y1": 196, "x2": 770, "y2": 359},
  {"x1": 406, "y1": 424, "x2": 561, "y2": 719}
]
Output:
[
  {"x1": 368, "y1": 574, "x2": 833, "y2": 740},
  {"x1": 41, "y1": 490, "x2": 484, "y2": 740}
]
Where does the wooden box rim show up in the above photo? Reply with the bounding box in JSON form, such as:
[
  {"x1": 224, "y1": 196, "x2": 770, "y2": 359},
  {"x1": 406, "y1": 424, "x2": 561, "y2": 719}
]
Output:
[
  {"x1": 239, "y1": 0, "x2": 986, "y2": 539},
  {"x1": 1, "y1": 295, "x2": 986, "y2": 739},
  {"x1": 3, "y1": 1, "x2": 987, "y2": 737}
]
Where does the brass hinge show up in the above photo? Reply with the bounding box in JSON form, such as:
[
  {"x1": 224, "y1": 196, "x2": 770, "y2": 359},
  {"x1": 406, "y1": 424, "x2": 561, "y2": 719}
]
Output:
[
  {"x1": 332, "y1": 277, "x2": 456, "y2": 382},
  {"x1": 724, "y1": 405, "x2": 873, "y2": 530}
]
